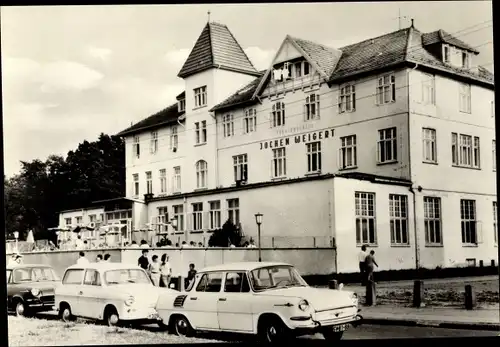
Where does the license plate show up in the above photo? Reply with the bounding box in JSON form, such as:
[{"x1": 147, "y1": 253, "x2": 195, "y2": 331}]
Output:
[{"x1": 333, "y1": 324, "x2": 349, "y2": 332}]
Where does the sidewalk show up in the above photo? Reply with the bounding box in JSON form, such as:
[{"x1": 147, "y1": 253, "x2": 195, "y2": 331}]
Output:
[{"x1": 360, "y1": 304, "x2": 500, "y2": 331}]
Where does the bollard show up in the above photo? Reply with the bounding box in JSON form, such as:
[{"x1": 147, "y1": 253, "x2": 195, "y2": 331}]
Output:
[
  {"x1": 365, "y1": 279, "x2": 376, "y2": 306},
  {"x1": 329, "y1": 280, "x2": 338, "y2": 290},
  {"x1": 413, "y1": 280, "x2": 424, "y2": 308},
  {"x1": 491, "y1": 259, "x2": 496, "y2": 267},
  {"x1": 464, "y1": 285, "x2": 476, "y2": 310},
  {"x1": 479, "y1": 260, "x2": 484, "y2": 268}
]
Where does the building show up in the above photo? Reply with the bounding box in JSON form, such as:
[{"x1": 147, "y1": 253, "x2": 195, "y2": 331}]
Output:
[{"x1": 60, "y1": 20, "x2": 496, "y2": 273}]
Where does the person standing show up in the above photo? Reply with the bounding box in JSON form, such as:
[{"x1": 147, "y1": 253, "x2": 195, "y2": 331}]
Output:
[
  {"x1": 77, "y1": 251, "x2": 89, "y2": 265},
  {"x1": 138, "y1": 249, "x2": 149, "y2": 271},
  {"x1": 358, "y1": 245, "x2": 368, "y2": 285},
  {"x1": 185, "y1": 263, "x2": 197, "y2": 289},
  {"x1": 104, "y1": 253, "x2": 111, "y2": 262},
  {"x1": 364, "y1": 250, "x2": 378, "y2": 306},
  {"x1": 159, "y1": 254, "x2": 172, "y2": 288},
  {"x1": 365, "y1": 250, "x2": 378, "y2": 281},
  {"x1": 96, "y1": 254, "x2": 103, "y2": 262},
  {"x1": 149, "y1": 255, "x2": 161, "y2": 286}
]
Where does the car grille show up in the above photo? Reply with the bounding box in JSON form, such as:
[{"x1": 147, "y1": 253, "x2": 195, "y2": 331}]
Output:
[
  {"x1": 40, "y1": 295, "x2": 55, "y2": 304},
  {"x1": 315, "y1": 305, "x2": 357, "y2": 323}
]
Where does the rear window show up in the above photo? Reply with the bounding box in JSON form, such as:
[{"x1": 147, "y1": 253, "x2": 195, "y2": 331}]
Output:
[{"x1": 62, "y1": 269, "x2": 85, "y2": 285}]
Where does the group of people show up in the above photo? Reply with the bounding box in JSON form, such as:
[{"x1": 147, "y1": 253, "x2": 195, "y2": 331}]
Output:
[
  {"x1": 358, "y1": 245, "x2": 379, "y2": 285},
  {"x1": 76, "y1": 251, "x2": 112, "y2": 265}
]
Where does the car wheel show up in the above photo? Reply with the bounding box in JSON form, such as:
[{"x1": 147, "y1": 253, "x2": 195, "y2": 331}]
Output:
[
  {"x1": 322, "y1": 329, "x2": 344, "y2": 341},
  {"x1": 173, "y1": 316, "x2": 194, "y2": 337},
  {"x1": 259, "y1": 317, "x2": 290, "y2": 344},
  {"x1": 14, "y1": 301, "x2": 26, "y2": 317},
  {"x1": 60, "y1": 305, "x2": 74, "y2": 323},
  {"x1": 105, "y1": 308, "x2": 120, "y2": 327}
]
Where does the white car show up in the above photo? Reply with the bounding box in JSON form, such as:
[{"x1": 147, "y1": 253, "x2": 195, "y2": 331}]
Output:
[
  {"x1": 156, "y1": 261, "x2": 362, "y2": 343},
  {"x1": 55, "y1": 262, "x2": 176, "y2": 327}
]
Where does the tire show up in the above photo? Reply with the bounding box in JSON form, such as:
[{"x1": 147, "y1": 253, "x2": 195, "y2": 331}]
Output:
[
  {"x1": 105, "y1": 307, "x2": 119, "y2": 327},
  {"x1": 14, "y1": 300, "x2": 26, "y2": 317},
  {"x1": 258, "y1": 317, "x2": 290, "y2": 344},
  {"x1": 60, "y1": 304, "x2": 74, "y2": 323},
  {"x1": 172, "y1": 316, "x2": 194, "y2": 337},
  {"x1": 322, "y1": 329, "x2": 344, "y2": 341}
]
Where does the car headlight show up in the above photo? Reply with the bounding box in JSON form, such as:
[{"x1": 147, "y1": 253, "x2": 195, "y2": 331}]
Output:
[
  {"x1": 350, "y1": 292, "x2": 358, "y2": 303},
  {"x1": 124, "y1": 296, "x2": 135, "y2": 306},
  {"x1": 298, "y1": 299, "x2": 309, "y2": 311},
  {"x1": 31, "y1": 288, "x2": 41, "y2": 297}
]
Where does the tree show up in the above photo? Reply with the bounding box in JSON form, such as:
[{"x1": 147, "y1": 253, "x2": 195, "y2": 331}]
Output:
[{"x1": 208, "y1": 219, "x2": 245, "y2": 247}]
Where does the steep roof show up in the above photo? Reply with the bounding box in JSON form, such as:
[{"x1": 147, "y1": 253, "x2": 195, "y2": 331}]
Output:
[
  {"x1": 176, "y1": 91, "x2": 185, "y2": 100},
  {"x1": 290, "y1": 36, "x2": 343, "y2": 78},
  {"x1": 421, "y1": 29, "x2": 480, "y2": 54},
  {"x1": 117, "y1": 103, "x2": 183, "y2": 137},
  {"x1": 210, "y1": 71, "x2": 266, "y2": 112},
  {"x1": 177, "y1": 22, "x2": 261, "y2": 79}
]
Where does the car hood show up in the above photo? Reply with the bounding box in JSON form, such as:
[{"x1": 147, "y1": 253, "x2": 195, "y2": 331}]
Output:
[
  {"x1": 257, "y1": 286, "x2": 356, "y2": 311},
  {"x1": 14, "y1": 281, "x2": 59, "y2": 294},
  {"x1": 112, "y1": 284, "x2": 176, "y2": 307}
]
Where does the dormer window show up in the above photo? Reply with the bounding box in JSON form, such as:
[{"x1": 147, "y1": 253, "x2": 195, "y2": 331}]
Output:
[
  {"x1": 461, "y1": 51, "x2": 470, "y2": 69},
  {"x1": 273, "y1": 60, "x2": 311, "y2": 82},
  {"x1": 443, "y1": 45, "x2": 450, "y2": 63},
  {"x1": 178, "y1": 99, "x2": 185, "y2": 112}
]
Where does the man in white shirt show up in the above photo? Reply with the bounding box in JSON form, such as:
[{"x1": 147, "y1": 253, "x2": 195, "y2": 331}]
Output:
[
  {"x1": 358, "y1": 245, "x2": 368, "y2": 285},
  {"x1": 247, "y1": 239, "x2": 257, "y2": 248},
  {"x1": 76, "y1": 251, "x2": 89, "y2": 265}
]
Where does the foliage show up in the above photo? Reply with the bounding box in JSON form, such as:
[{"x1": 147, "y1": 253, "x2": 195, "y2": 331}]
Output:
[
  {"x1": 208, "y1": 219, "x2": 245, "y2": 247},
  {"x1": 4, "y1": 133, "x2": 125, "y2": 242}
]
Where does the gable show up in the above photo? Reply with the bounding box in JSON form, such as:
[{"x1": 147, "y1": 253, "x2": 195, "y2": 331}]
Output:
[{"x1": 274, "y1": 40, "x2": 304, "y2": 65}]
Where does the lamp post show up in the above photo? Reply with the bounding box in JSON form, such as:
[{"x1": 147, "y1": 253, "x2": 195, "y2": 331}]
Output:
[
  {"x1": 254, "y1": 213, "x2": 263, "y2": 262},
  {"x1": 13, "y1": 231, "x2": 19, "y2": 253}
]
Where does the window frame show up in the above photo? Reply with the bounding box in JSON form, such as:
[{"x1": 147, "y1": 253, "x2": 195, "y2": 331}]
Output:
[
  {"x1": 223, "y1": 114, "x2": 235, "y2": 137},
  {"x1": 271, "y1": 147, "x2": 287, "y2": 178},
  {"x1": 209, "y1": 201, "x2": 221, "y2": 229},
  {"x1": 145, "y1": 171, "x2": 153, "y2": 194},
  {"x1": 244, "y1": 108, "x2": 257, "y2": 134},
  {"x1": 422, "y1": 128, "x2": 437, "y2": 163},
  {"x1": 150, "y1": 131, "x2": 158, "y2": 154},
  {"x1": 304, "y1": 94, "x2": 320, "y2": 121},
  {"x1": 424, "y1": 197, "x2": 442, "y2": 246},
  {"x1": 195, "y1": 160, "x2": 208, "y2": 189},
  {"x1": 339, "y1": 135, "x2": 357, "y2": 169},
  {"x1": 194, "y1": 86, "x2": 207, "y2": 108},
  {"x1": 389, "y1": 194, "x2": 409, "y2": 246},
  {"x1": 233, "y1": 154, "x2": 248, "y2": 182},
  {"x1": 306, "y1": 141, "x2": 322, "y2": 173},
  {"x1": 339, "y1": 84, "x2": 356, "y2": 113},
  {"x1": 355, "y1": 192, "x2": 377, "y2": 246},
  {"x1": 271, "y1": 102, "x2": 285, "y2": 128},
  {"x1": 460, "y1": 199, "x2": 478, "y2": 245},
  {"x1": 376, "y1": 74, "x2": 396, "y2": 105},
  {"x1": 159, "y1": 169, "x2": 167, "y2": 194},
  {"x1": 377, "y1": 127, "x2": 398, "y2": 163},
  {"x1": 459, "y1": 83, "x2": 471, "y2": 113}
]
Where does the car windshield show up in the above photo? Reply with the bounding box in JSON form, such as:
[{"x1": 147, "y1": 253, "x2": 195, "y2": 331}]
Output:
[
  {"x1": 249, "y1": 265, "x2": 308, "y2": 291},
  {"x1": 12, "y1": 267, "x2": 57, "y2": 282},
  {"x1": 104, "y1": 269, "x2": 152, "y2": 285}
]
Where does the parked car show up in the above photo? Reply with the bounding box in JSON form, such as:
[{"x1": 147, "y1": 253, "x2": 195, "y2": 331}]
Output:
[
  {"x1": 55, "y1": 262, "x2": 176, "y2": 327},
  {"x1": 6, "y1": 264, "x2": 60, "y2": 317},
  {"x1": 156, "y1": 261, "x2": 362, "y2": 343}
]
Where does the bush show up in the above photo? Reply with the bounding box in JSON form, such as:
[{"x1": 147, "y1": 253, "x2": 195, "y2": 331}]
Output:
[{"x1": 208, "y1": 219, "x2": 244, "y2": 247}]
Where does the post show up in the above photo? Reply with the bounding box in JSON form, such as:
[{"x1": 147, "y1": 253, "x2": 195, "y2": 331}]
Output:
[
  {"x1": 365, "y1": 278, "x2": 376, "y2": 306},
  {"x1": 258, "y1": 224, "x2": 262, "y2": 262},
  {"x1": 464, "y1": 284, "x2": 476, "y2": 310},
  {"x1": 329, "y1": 280, "x2": 338, "y2": 290},
  {"x1": 479, "y1": 260, "x2": 484, "y2": 268},
  {"x1": 413, "y1": 280, "x2": 424, "y2": 308}
]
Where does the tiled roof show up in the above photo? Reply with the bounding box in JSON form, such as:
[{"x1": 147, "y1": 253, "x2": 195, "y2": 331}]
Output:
[
  {"x1": 177, "y1": 22, "x2": 261, "y2": 79},
  {"x1": 210, "y1": 72, "x2": 266, "y2": 112},
  {"x1": 290, "y1": 36, "x2": 343, "y2": 78},
  {"x1": 117, "y1": 103, "x2": 183, "y2": 137},
  {"x1": 422, "y1": 30, "x2": 480, "y2": 54},
  {"x1": 176, "y1": 91, "x2": 185, "y2": 100}
]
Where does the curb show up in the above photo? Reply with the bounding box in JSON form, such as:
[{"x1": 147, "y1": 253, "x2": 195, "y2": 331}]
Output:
[{"x1": 362, "y1": 318, "x2": 500, "y2": 331}]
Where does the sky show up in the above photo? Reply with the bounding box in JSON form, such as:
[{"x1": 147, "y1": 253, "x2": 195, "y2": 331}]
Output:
[{"x1": 1, "y1": 2, "x2": 493, "y2": 177}]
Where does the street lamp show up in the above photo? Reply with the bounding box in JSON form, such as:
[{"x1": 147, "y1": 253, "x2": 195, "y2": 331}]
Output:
[
  {"x1": 13, "y1": 231, "x2": 19, "y2": 252},
  {"x1": 254, "y1": 213, "x2": 263, "y2": 262}
]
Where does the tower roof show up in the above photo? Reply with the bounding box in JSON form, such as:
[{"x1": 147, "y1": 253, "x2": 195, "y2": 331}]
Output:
[{"x1": 177, "y1": 22, "x2": 261, "y2": 79}]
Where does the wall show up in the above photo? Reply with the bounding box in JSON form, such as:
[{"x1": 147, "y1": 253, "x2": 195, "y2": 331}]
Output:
[
  {"x1": 59, "y1": 207, "x2": 104, "y2": 227},
  {"x1": 333, "y1": 177, "x2": 417, "y2": 273}
]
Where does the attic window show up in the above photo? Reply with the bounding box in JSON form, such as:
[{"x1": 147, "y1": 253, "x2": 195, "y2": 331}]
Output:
[
  {"x1": 178, "y1": 99, "x2": 186, "y2": 112},
  {"x1": 461, "y1": 52, "x2": 470, "y2": 69},
  {"x1": 443, "y1": 45, "x2": 450, "y2": 63}
]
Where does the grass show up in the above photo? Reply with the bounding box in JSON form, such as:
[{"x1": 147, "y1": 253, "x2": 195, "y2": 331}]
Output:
[{"x1": 8, "y1": 316, "x2": 220, "y2": 346}]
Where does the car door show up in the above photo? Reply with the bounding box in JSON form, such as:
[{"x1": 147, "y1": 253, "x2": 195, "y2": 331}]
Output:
[
  {"x1": 60, "y1": 269, "x2": 85, "y2": 316},
  {"x1": 217, "y1": 271, "x2": 253, "y2": 332},
  {"x1": 188, "y1": 272, "x2": 222, "y2": 330},
  {"x1": 80, "y1": 269, "x2": 103, "y2": 319}
]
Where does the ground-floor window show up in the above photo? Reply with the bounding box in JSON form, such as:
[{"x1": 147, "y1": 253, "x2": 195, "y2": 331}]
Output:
[
  {"x1": 355, "y1": 192, "x2": 376, "y2": 245},
  {"x1": 173, "y1": 204, "x2": 184, "y2": 231},
  {"x1": 460, "y1": 199, "x2": 477, "y2": 244},
  {"x1": 423, "y1": 197, "x2": 442, "y2": 245},
  {"x1": 209, "y1": 201, "x2": 221, "y2": 229},
  {"x1": 227, "y1": 198, "x2": 240, "y2": 225},
  {"x1": 192, "y1": 203, "x2": 203, "y2": 231},
  {"x1": 389, "y1": 194, "x2": 409, "y2": 245}
]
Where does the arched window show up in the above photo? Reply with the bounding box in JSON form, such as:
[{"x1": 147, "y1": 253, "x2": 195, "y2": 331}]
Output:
[
  {"x1": 270, "y1": 102, "x2": 285, "y2": 127},
  {"x1": 196, "y1": 160, "x2": 208, "y2": 189},
  {"x1": 305, "y1": 94, "x2": 320, "y2": 121}
]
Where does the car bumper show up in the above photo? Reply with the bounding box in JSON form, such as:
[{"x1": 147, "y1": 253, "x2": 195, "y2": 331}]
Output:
[
  {"x1": 291, "y1": 314, "x2": 363, "y2": 336},
  {"x1": 120, "y1": 307, "x2": 163, "y2": 322},
  {"x1": 25, "y1": 298, "x2": 56, "y2": 312}
]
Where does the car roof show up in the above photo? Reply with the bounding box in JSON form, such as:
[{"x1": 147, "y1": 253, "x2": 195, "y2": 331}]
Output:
[
  {"x1": 64, "y1": 262, "x2": 144, "y2": 272},
  {"x1": 6, "y1": 264, "x2": 54, "y2": 270},
  {"x1": 199, "y1": 261, "x2": 292, "y2": 273}
]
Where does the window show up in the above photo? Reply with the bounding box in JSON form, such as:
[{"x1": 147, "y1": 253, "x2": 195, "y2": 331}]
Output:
[
  {"x1": 146, "y1": 171, "x2": 152, "y2": 194},
  {"x1": 271, "y1": 102, "x2": 285, "y2": 127},
  {"x1": 196, "y1": 160, "x2": 207, "y2": 189},
  {"x1": 62, "y1": 269, "x2": 84, "y2": 285},
  {"x1": 83, "y1": 269, "x2": 101, "y2": 286},
  {"x1": 132, "y1": 174, "x2": 139, "y2": 197},
  {"x1": 305, "y1": 94, "x2": 320, "y2": 120},
  {"x1": 76, "y1": 216, "x2": 82, "y2": 225},
  {"x1": 376, "y1": 74, "x2": 395, "y2": 104},
  {"x1": 224, "y1": 272, "x2": 250, "y2": 293},
  {"x1": 461, "y1": 199, "x2": 477, "y2": 244},
  {"x1": 30, "y1": 268, "x2": 57, "y2": 282},
  {"x1": 158, "y1": 207, "x2": 168, "y2": 233},
  {"x1": 377, "y1": 127, "x2": 397, "y2": 163},
  {"x1": 170, "y1": 126, "x2": 178, "y2": 151},
  {"x1": 195, "y1": 121, "x2": 207, "y2": 144},
  {"x1": 233, "y1": 154, "x2": 248, "y2": 182},
  {"x1": 389, "y1": 194, "x2": 409, "y2": 245},
  {"x1": 209, "y1": 201, "x2": 221, "y2": 229},
  {"x1": 223, "y1": 114, "x2": 234, "y2": 137},
  {"x1": 493, "y1": 140, "x2": 496, "y2": 171},
  {"x1": 244, "y1": 108, "x2": 257, "y2": 133},
  {"x1": 150, "y1": 131, "x2": 158, "y2": 154},
  {"x1": 178, "y1": 99, "x2": 185, "y2": 112},
  {"x1": 422, "y1": 128, "x2": 437, "y2": 163},
  {"x1": 196, "y1": 272, "x2": 223, "y2": 292},
  {"x1": 272, "y1": 147, "x2": 286, "y2": 178},
  {"x1": 65, "y1": 218, "x2": 71, "y2": 226},
  {"x1": 462, "y1": 51, "x2": 470, "y2": 69},
  {"x1": 306, "y1": 141, "x2": 321, "y2": 173},
  {"x1": 104, "y1": 269, "x2": 151, "y2": 285},
  {"x1": 173, "y1": 166, "x2": 181, "y2": 193},
  {"x1": 339, "y1": 85, "x2": 355, "y2": 113},
  {"x1": 133, "y1": 136, "x2": 140, "y2": 158},
  {"x1": 227, "y1": 198, "x2": 240, "y2": 225},
  {"x1": 340, "y1": 135, "x2": 357, "y2": 169},
  {"x1": 494, "y1": 201, "x2": 497, "y2": 245},
  {"x1": 443, "y1": 45, "x2": 450, "y2": 63},
  {"x1": 355, "y1": 192, "x2": 376, "y2": 245},
  {"x1": 173, "y1": 204, "x2": 184, "y2": 231},
  {"x1": 159, "y1": 169, "x2": 167, "y2": 194},
  {"x1": 452, "y1": 133, "x2": 480, "y2": 168},
  {"x1": 89, "y1": 215, "x2": 96, "y2": 223},
  {"x1": 194, "y1": 86, "x2": 207, "y2": 108},
  {"x1": 192, "y1": 203, "x2": 203, "y2": 231},
  {"x1": 422, "y1": 74, "x2": 435, "y2": 105},
  {"x1": 459, "y1": 83, "x2": 471, "y2": 113},
  {"x1": 424, "y1": 197, "x2": 442, "y2": 245},
  {"x1": 293, "y1": 60, "x2": 310, "y2": 78}
]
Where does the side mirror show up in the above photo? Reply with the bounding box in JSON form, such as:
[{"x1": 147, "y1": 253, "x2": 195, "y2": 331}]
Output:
[{"x1": 338, "y1": 283, "x2": 344, "y2": 291}]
